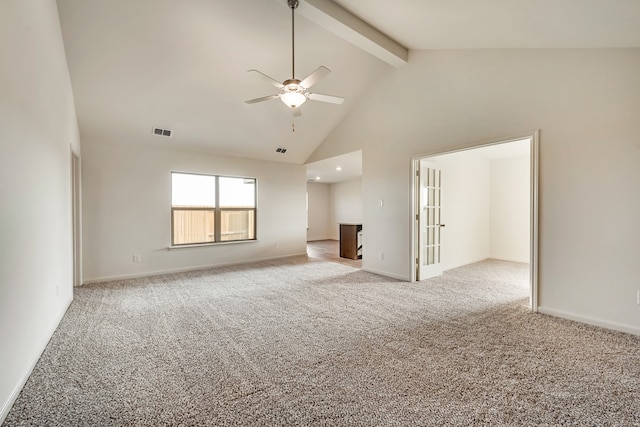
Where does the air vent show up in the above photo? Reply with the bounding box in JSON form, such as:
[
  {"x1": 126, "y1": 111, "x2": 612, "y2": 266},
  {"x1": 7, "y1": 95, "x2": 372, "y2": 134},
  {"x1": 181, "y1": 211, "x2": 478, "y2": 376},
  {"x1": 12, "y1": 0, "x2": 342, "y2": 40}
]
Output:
[
  {"x1": 153, "y1": 127, "x2": 172, "y2": 137},
  {"x1": 275, "y1": 147, "x2": 287, "y2": 154}
]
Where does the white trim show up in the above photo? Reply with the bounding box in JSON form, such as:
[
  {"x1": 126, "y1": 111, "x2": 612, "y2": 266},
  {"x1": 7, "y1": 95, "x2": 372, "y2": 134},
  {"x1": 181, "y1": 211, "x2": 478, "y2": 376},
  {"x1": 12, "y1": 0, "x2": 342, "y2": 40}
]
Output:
[
  {"x1": 168, "y1": 239, "x2": 258, "y2": 249},
  {"x1": 70, "y1": 147, "x2": 82, "y2": 287},
  {"x1": 81, "y1": 253, "x2": 308, "y2": 284},
  {"x1": 412, "y1": 130, "x2": 540, "y2": 160},
  {"x1": 410, "y1": 130, "x2": 540, "y2": 313},
  {"x1": 0, "y1": 296, "x2": 73, "y2": 424},
  {"x1": 530, "y1": 131, "x2": 540, "y2": 312},
  {"x1": 489, "y1": 256, "x2": 530, "y2": 264},
  {"x1": 443, "y1": 256, "x2": 494, "y2": 272},
  {"x1": 362, "y1": 267, "x2": 410, "y2": 282},
  {"x1": 538, "y1": 307, "x2": 640, "y2": 337}
]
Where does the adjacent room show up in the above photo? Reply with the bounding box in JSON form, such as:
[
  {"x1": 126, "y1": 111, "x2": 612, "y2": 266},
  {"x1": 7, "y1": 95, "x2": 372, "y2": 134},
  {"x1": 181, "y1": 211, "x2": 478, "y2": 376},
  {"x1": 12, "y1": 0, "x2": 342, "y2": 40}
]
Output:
[
  {"x1": 306, "y1": 150, "x2": 363, "y2": 268},
  {"x1": 415, "y1": 139, "x2": 532, "y2": 281},
  {"x1": 2, "y1": 0, "x2": 640, "y2": 425}
]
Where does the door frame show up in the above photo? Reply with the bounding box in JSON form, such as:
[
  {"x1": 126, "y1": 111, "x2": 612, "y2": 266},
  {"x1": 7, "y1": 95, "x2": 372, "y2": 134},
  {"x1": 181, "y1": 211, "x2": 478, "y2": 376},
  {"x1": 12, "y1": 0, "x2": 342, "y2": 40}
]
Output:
[
  {"x1": 71, "y1": 148, "x2": 82, "y2": 287},
  {"x1": 410, "y1": 130, "x2": 539, "y2": 312}
]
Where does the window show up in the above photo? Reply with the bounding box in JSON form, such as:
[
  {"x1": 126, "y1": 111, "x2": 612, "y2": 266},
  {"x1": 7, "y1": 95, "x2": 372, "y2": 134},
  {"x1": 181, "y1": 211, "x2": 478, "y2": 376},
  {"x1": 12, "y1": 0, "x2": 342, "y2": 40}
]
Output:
[{"x1": 171, "y1": 172, "x2": 256, "y2": 246}]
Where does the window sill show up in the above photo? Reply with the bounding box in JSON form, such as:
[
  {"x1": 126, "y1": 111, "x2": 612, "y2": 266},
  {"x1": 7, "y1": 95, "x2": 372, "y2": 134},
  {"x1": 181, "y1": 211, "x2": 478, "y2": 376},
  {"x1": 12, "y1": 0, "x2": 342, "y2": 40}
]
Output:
[{"x1": 168, "y1": 240, "x2": 258, "y2": 249}]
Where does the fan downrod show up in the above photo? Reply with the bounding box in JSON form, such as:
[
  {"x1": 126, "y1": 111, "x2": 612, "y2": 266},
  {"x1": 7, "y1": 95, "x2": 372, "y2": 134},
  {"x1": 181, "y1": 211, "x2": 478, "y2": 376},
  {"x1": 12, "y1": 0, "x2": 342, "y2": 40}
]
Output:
[{"x1": 244, "y1": 0, "x2": 345, "y2": 115}]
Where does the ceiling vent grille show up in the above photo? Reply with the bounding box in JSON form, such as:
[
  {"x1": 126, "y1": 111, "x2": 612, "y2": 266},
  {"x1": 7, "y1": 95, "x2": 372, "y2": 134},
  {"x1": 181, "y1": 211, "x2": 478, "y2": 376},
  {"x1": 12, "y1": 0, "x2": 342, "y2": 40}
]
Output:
[
  {"x1": 153, "y1": 127, "x2": 172, "y2": 137},
  {"x1": 275, "y1": 147, "x2": 287, "y2": 154}
]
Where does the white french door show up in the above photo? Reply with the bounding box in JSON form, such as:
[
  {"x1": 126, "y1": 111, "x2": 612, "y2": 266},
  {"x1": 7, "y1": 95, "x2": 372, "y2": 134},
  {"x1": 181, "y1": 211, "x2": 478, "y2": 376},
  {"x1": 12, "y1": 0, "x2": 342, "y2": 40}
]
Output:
[{"x1": 417, "y1": 161, "x2": 444, "y2": 280}]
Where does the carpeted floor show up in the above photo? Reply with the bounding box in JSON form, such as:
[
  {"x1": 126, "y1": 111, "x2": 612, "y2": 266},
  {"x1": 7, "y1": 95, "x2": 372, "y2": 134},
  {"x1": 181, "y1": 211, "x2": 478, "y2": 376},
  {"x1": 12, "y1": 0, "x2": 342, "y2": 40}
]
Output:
[{"x1": 4, "y1": 257, "x2": 640, "y2": 426}]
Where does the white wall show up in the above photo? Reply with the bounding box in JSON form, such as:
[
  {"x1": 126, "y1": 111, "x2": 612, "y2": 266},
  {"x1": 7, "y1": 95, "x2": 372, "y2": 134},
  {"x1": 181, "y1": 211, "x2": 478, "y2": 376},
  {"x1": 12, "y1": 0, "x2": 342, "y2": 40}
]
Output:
[
  {"x1": 306, "y1": 179, "x2": 363, "y2": 241},
  {"x1": 308, "y1": 49, "x2": 640, "y2": 334},
  {"x1": 425, "y1": 151, "x2": 529, "y2": 270},
  {"x1": 491, "y1": 156, "x2": 530, "y2": 263},
  {"x1": 306, "y1": 182, "x2": 331, "y2": 241},
  {"x1": 0, "y1": 1, "x2": 80, "y2": 421},
  {"x1": 81, "y1": 141, "x2": 307, "y2": 282},
  {"x1": 329, "y1": 178, "x2": 363, "y2": 240},
  {"x1": 428, "y1": 154, "x2": 491, "y2": 270}
]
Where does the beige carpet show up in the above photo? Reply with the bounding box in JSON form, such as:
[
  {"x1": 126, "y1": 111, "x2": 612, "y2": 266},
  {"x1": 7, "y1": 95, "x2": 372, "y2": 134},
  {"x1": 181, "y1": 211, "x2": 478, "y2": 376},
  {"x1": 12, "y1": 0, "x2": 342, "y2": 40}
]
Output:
[{"x1": 4, "y1": 257, "x2": 640, "y2": 426}]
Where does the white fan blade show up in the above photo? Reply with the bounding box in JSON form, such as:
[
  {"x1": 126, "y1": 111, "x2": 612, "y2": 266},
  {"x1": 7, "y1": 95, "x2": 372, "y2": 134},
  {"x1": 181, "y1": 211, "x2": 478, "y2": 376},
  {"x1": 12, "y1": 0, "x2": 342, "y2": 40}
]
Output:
[
  {"x1": 248, "y1": 70, "x2": 284, "y2": 89},
  {"x1": 245, "y1": 94, "x2": 280, "y2": 104},
  {"x1": 300, "y1": 66, "x2": 331, "y2": 89},
  {"x1": 308, "y1": 92, "x2": 344, "y2": 104}
]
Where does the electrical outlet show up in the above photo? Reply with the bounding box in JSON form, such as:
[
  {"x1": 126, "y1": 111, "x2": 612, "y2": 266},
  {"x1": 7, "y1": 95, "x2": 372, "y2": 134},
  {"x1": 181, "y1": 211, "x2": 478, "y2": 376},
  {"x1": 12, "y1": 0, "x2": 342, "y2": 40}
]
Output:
[
  {"x1": 378, "y1": 252, "x2": 384, "y2": 260},
  {"x1": 637, "y1": 290, "x2": 640, "y2": 305},
  {"x1": 133, "y1": 254, "x2": 141, "y2": 263}
]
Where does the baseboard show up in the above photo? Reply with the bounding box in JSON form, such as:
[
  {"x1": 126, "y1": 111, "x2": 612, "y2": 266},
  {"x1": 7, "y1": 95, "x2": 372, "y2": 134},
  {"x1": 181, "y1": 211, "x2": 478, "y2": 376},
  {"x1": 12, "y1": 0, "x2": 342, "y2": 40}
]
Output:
[
  {"x1": 443, "y1": 257, "x2": 491, "y2": 272},
  {"x1": 537, "y1": 306, "x2": 640, "y2": 337},
  {"x1": 361, "y1": 267, "x2": 409, "y2": 282},
  {"x1": 489, "y1": 255, "x2": 529, "y2": 264},
  {"x1": 82, "y1": 253, "x2": 309, "y2": 284},
  {"x1": 0, "y1": 295, "x2": 73, "y2": 424}
]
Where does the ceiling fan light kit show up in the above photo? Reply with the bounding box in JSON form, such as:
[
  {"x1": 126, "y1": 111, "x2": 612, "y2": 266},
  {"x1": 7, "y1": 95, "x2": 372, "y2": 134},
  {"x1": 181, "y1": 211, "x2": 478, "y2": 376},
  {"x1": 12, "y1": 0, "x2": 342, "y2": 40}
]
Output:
[
  {"x1": 281, "y1": 91, "x2": 306, "y2": 108},
  {"x1": 245, "y1": 0, "x2": 344, "y2": 117}
]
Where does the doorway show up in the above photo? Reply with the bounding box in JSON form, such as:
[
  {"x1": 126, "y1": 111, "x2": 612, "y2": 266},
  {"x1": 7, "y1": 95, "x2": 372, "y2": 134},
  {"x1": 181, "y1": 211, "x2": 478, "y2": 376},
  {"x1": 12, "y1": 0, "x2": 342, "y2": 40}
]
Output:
[
  {"x1": 411, "y1": 132, "x2": 539, "y2": 311},
  {"x1": 307, "y1": 240, "x2": 362, "y2": 268}
]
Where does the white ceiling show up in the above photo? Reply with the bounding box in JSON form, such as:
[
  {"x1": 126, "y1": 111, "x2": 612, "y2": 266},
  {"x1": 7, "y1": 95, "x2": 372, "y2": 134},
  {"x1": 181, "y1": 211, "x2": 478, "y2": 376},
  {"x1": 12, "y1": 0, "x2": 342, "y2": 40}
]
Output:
[
  {"x1": 56, "y1": 0, "x2": 389, "y2": 165},
  {"x1": 306, "y1": 150, "x2": 362, "y2": 184},
  {"x1": 56, "y1": 0, "x2": 640, "y2": 175},
  {"x1": 334, "y1": 0, "x2": 640, "y2": 49}
]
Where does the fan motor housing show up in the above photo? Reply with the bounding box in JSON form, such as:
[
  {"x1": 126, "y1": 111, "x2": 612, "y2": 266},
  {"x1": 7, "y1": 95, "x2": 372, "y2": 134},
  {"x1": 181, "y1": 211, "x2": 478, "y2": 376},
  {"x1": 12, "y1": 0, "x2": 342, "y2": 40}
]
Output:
[{"x1": 283, "y1": 79, "x2": 303, "y2": 91}]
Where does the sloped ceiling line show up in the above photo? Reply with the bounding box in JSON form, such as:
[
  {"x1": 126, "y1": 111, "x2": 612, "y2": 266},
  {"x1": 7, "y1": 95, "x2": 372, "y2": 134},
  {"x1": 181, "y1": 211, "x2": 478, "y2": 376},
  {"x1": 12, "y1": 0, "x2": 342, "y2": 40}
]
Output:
[{"x1": 273, "y1": 0, "x2": 409, "y2": 67}]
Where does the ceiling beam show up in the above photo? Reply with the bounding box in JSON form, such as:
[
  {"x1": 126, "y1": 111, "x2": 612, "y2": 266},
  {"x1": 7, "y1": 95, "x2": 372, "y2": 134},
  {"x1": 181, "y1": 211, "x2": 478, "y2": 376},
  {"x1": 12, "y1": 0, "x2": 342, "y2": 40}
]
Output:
[{"x1": 284, "y1": 0, "x2": 409, "y2": 67}]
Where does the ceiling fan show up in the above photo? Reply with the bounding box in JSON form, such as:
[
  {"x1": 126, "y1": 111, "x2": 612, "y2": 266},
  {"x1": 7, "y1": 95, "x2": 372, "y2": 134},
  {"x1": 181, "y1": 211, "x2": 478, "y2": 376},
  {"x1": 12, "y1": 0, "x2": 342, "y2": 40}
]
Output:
[{"x1": 245, "y1": 0, "x2": 344, "y2": 117}]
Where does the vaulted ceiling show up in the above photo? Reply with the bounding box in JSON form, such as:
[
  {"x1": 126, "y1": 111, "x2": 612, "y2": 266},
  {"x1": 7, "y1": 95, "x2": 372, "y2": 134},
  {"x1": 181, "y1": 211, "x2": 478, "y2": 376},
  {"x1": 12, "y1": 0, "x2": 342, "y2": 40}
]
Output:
[{"x1": 56, "y1": 0, "x2": 640, "y2": 168}]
